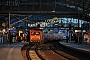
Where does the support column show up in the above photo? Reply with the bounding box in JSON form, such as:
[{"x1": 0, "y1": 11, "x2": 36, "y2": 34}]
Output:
[
  {"x1": 8, "y1": 12, "x2": 10, "y2": 28},
  {"x1": 8, "y1": 12, "x2": 11, "y2": 44},
  {"x1": 78, "y1": 14, "x2": 80, "y2": 27}
]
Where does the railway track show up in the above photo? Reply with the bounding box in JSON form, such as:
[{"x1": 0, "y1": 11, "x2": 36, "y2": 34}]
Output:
[
  {"x1": 21, "y1": 42, "x2": 80, "y2": 60},
  {"x1": 51, "y1": 43, "x2": 80, "y2": 60},
  {"x1": 21, "y1": 44, "x2": 31, "y2": 60},
  {"x1": 52, "y1": 41, "x2": 90, "y2": 60},
  {"x1": 21, "y1": 41, "x2": 89, "y2": 60},
  {"x1": 36, "y1": 43, "x2": 68, "y2": 60},
  {"x1": 21, "y1": 44, "x2": 45, "y2": 60}
]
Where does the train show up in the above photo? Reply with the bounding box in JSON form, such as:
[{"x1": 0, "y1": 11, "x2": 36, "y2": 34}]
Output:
[
  {"x1": 16, "y1": 33, "x2": 27, "y2": 42},
  {"x1": 29, "y1": 29, "x2": 62, "y2": 44}
]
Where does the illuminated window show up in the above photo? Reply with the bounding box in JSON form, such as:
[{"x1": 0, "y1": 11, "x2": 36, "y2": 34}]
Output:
[
  {"x1": 31, "y1": 32, "x2": 40, "y2": 35},
  {"x1": 36, "y1": 32, "x2": 40, "y2": 34}
]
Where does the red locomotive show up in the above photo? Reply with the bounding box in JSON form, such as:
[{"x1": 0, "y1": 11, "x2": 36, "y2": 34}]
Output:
[{"x1": 30, "y1": 29, "x2": 43, "y2": 43}]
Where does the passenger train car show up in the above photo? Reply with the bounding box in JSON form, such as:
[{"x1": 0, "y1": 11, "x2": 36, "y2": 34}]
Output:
[
  {"x1": 43, "y1": 31, "x2": 60, "y2": 42},
  {"x1": 43, "y1": 28, "x2": 69, "y2": 42}
]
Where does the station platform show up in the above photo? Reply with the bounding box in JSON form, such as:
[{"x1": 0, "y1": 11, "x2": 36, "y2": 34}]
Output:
[
  {"x1": 59, "y1": 41, "x2": 90, "y2": 54},
  {"x1": 0, "y1": 41, "x2": 28, "y2": 60}
]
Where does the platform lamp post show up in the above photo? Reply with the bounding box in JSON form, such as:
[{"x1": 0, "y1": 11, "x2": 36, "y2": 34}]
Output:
[
  {"x1": 69, "y1": 20, "x2": 72, "y2": 42},
  {"x1": 8, "y1": 29, "x2": 11, "y2": 44}
]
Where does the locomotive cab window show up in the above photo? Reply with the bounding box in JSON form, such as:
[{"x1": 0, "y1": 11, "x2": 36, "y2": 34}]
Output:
[{"x1": 31, "y1": 32, "x2": 40, "y2": 35}]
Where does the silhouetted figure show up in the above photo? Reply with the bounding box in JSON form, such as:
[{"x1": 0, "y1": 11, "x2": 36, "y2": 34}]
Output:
[
  {"x1": 9, "y1": 34, "x2": 13, "y2": 44},
  {"x1": 66, "y1": 36, "x2": 69, "y2": 43},
  {"x1": 73, "y1": 34, "x2": 77, "y2": 43},
  {"x1": 27, "y1": 33, "x2": 30, "y2": 42}
]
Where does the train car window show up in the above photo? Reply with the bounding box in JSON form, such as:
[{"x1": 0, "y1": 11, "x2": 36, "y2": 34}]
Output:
[
  {"x1": 31, "y1": 32, "x2": 40, "y2": 35},
  {"x1": 31, "y1": 32, "x2": 35, "y2": 35},
  {"x1": 36, "y1": 32, "x2": 40, "y2": 34}
]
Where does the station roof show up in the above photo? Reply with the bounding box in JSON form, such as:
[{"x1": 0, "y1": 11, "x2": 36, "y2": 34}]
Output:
[
  {"x1": 0, "y1": 0, "x2": 90, "y2": 13},
  {"x1": 0, "y1": 0, "x2": 90, "y2": 27},
  {"x1": 0, "y1": 0, "x2": 89, "y2": 12}
]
